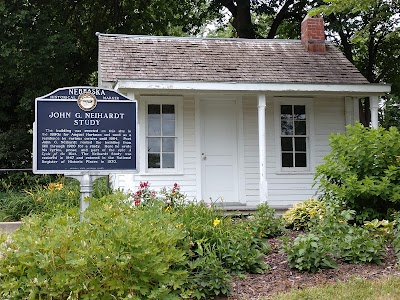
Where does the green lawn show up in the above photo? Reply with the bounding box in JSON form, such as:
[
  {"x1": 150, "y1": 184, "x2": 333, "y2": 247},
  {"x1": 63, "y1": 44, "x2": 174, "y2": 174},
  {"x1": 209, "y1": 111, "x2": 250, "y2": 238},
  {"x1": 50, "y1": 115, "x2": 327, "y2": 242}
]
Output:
[{"x1": 268, "y1": 276, "x2": 400, "y2": 300}]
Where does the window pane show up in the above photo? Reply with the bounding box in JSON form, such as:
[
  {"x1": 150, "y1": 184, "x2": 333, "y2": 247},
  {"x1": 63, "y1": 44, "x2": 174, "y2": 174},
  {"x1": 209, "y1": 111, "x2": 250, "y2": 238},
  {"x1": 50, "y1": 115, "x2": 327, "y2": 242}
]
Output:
[
  {"x1": 294, "y1": 105, "x2": 306, "y2": 120},
  {"x1": 162, "y1": 153, "x2": 175, "y2": 168},
  {"x1": 295, "y1": 121, "x2": 306, "y2": 135},
  {"x1": 162, "y1": 105, "x2": 175, "y2": 119},
  {"x1": 162, "y1": 138, "x2": 175, "y2": 152},
  {"x1": 295, "y1": 153, "x2": 307, "y2": 167},
  {"x1": 148, "y1": 137, "x2": 161, "y2": 152},
  {"x1": 281, "y1": 120, "x2": 293, "y2": 135},
  {"x1": 281, "y1": 137, "x2": 293, "y2": 151},
  {"x1": 295, "y1": 137, "x2": 307, "y2": 151},
  {"x1": 148, "y1": 104, "x2": 160, "y2": 115},
  {"x1": 281, "y1": 105, "x2": 293, "y2": 120},
  {"x1": 148, "y1": 153, "x2": 160, "y2": 168},
  {"x1": 162, "y1": 119, "x2": 175, "y2": 136},
  {"x1": 148, "y1": 115, "x2": 161, "y2": 136},
  {"x1": 282, "y1": 153, "x2": 293, "y2": 167}
]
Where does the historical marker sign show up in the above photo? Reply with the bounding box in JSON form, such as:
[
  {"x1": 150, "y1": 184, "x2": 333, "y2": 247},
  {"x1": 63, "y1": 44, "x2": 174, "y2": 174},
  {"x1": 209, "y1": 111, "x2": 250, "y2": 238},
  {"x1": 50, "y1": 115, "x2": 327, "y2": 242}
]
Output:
[{"x1": 33, "y1": 87, "x2": 137, "y2": 175}]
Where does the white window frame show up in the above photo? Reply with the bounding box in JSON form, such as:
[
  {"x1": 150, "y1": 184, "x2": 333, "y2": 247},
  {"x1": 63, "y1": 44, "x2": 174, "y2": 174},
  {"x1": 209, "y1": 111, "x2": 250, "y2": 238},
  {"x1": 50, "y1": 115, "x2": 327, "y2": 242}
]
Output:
[
  {"x1": 139, "y1": 96, "x2": 183, "y2": 174},
  {"x1": 274, "y1": 98, "x2": 314, "y2": 173}
]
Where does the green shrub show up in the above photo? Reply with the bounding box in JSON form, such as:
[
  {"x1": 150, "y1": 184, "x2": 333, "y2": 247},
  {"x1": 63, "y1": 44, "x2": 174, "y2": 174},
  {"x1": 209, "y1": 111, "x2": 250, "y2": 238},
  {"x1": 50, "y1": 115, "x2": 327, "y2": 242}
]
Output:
[
  {"x1": 340, "y1": 226, "x2": 385, "y2": 264},
  {"x1": 0, "y1": 172, "x2": 58, "y2": 192},
  {"x1": 283, "y1": 233, "x2": 337, "y2": 272},
  {"x1": 0, "y1": 184, "x2": 273, "y2": 299},
  {"x1": 0, "y1": 193, "x2": 189, "y2": 299},
  {"x1": 0, "y1": 177, "x2": 80, "y2": 221},
  {"x1": 183, "y1": 243, "x2": 231, "y2": 299},
  {"x1": 179, "y1": 203, "x2": 270, "y2": 274},
  {"x1": 178, "y1": 202, "x2": 270, "y2": 276},
  {"x1": 315, "y1": 123, "x2": 400, "y2": 222},
  {"x1": 248, "y1": 203, "x2": 285, "y2": 238},
  {"x1": 284, "y1": 203, "x2": 387, "y2": 272},
  {"x1": 282, "y1": 198, "x2": 327, "y2": 230}
]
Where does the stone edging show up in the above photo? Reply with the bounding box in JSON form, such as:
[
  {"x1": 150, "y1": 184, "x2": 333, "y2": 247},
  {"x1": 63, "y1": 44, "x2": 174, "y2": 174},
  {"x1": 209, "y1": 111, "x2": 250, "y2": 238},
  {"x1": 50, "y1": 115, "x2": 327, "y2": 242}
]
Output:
[{"x1": 0, "y1": 222, "x2": 22, "y2": 233}]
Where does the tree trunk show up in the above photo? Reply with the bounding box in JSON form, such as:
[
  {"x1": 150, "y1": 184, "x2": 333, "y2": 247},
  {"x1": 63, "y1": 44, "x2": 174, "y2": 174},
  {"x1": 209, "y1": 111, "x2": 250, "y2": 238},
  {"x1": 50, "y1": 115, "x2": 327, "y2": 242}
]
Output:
[
  {"x1": 233, "y1": 0, "x2": 255, "y2": 38},
  {"x1": 267, "y1": 0, "x2": 295, "y2": 39},
  {"x1": 219, "y1": 0, "x2": 255, "y2": 38}
]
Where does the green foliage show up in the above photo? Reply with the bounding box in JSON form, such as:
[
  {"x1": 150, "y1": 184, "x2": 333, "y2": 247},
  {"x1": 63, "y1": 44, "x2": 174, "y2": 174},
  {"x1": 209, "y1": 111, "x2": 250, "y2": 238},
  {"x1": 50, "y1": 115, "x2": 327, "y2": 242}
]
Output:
[
  {"x1": 0, "y1": 172, "x2": 58, "y2": 192},
  {"x1": 0, "y1": 0, "x2": 213, "y2": 169},
  {"x1": 282, "y1": 198, "x2": 327, "y2": 230},
  {"x1": 0, "y1": 176, "x2": 112, "y2": 221},
  {"x1": 178, "y1": 202, "x2": 270, "y2": 276},
  {"x1": 0, "y1": 194, "x2": 189, "y2": 299},
  {"x1": 380, "y1": 96, "x2": 400, "y2": 131},
  {"x1": 183, "y1": 243, "x2": 232, "y2": 299},
  {"x1": 284, "y1": 203, "x2": 387, "y2": 272},
  {"x1": 248, "y1": 203, "x2": 285, "y2": 238},
  {"x1": 0, "y1": 183, "x2": 276, "y2": 299},
  {"x1": 91, "y1": 176, "x2": 112, "y2": 199},
  {"x1": 0, "y1": 178, "x2": 80, "y2": 221},
  {"x1": 363, "y1": 219, "x2": 394, "y2": 242},
  {"x1": 284, "y1": 233, "x2": 337, "y2": 273},
  {"x1": 340, "y1": 226, "x2": 385, "y2": 264},
  {"x1": 315, "y1": 123, "x2": 400, "y2": 221}
]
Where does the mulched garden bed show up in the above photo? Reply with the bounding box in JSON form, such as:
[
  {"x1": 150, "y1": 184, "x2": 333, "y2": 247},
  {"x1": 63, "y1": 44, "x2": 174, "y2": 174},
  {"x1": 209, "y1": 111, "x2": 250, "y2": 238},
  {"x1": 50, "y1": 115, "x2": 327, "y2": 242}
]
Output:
[{"x1": 218, "y1": 233, "x2": 400, "y2": 300}]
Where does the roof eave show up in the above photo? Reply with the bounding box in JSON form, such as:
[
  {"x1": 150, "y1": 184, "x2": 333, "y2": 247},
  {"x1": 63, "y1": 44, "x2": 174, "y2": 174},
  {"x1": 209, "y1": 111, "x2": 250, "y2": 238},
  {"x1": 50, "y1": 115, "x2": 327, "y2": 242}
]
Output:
[{"x1": 112, "y1": 79, "x2": 391, "y2": 96}]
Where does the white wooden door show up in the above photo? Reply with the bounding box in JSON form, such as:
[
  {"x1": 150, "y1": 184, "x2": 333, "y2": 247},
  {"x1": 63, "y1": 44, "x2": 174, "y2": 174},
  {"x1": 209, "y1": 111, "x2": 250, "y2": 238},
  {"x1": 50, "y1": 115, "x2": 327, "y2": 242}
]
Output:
[{"x1": 201, "y1": 99, "x2": 239, "y2": 203}]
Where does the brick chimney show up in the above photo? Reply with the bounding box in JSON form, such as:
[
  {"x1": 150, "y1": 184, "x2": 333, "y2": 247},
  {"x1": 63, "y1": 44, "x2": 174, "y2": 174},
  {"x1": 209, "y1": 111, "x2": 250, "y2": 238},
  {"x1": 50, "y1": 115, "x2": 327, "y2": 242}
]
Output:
[{"x1": 301, "y1": 15, "x2": 326, "y2": 53}]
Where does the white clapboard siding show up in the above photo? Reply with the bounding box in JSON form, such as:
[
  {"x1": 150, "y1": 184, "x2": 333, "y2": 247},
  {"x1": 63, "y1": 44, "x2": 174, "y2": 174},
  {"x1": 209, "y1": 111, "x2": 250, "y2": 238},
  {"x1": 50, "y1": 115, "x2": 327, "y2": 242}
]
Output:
[
  {"x1": 129, "y1": 96, "x2": 198, "y2": 199},
  {"x1": 242, "y1": 95, "x2": 346, "y2": 207}
]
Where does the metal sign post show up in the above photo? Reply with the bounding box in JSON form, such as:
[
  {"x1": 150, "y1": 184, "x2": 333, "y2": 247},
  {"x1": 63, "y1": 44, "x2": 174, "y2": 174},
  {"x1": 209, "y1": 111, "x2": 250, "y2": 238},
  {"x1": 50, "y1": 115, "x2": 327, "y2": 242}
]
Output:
[
  {"x1": 67, "y1": 174, "x2": 105, "y2": 221},
  {"x1": 33, "y1": 86, "x2": 137, "y2": 220}
]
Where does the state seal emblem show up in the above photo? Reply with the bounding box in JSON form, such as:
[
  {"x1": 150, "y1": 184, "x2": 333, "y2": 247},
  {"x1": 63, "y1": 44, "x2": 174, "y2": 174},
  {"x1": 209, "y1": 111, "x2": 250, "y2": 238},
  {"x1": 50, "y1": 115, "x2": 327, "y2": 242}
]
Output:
[{"x1": 77, "y1": 92, "x2": 97, "y2": 111}]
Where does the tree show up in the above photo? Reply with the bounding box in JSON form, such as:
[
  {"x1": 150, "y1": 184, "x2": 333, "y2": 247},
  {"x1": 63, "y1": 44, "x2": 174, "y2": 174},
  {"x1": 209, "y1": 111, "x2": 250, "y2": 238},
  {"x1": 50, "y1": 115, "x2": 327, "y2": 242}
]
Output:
[
  {"x1": 0, "y1": 0, "x2": 212, "y2": 169},
  {"x1": 209, "y1": 0, "x2": 399, "y2": 127},
  {"x1": 313, "y1": 0, "x2": 400, "y2": 126}
]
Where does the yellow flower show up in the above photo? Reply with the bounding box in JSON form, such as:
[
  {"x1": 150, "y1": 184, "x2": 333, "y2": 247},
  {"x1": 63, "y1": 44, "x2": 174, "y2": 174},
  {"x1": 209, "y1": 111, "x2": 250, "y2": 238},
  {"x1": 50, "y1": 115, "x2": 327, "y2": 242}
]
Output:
[
  {"x1": 47, "y1": 182, "x2": 63, "y2": 190},
  {"x1": 213, "y1": 218, "x2": 221, "y2": 227},
  {"x1": 54, "y1": 183, "x2": 63, "y2": 190},
  {"x1": 176, "y1": 223, "x2": 183, "y2": 228},
  {"x1": 165, "y1": 206, "x2": 172, "y2": 212},
  {"x1": 309, "y1": 210, "x2": 316, "y2": 216}
]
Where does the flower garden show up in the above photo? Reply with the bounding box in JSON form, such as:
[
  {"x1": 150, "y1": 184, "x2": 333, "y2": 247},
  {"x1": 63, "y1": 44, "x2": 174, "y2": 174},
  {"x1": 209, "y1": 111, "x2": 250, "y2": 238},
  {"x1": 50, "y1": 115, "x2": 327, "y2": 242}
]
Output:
[{"x1": 0, "y1": 124, "x2": 399, "y2": 299}]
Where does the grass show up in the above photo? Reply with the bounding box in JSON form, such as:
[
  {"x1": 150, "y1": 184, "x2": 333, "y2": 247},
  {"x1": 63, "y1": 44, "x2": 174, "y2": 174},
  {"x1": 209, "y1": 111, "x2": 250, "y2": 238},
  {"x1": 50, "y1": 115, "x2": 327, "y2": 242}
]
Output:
[{"x1": 267, "y1": 276, "x2": 400, "y2": 300}]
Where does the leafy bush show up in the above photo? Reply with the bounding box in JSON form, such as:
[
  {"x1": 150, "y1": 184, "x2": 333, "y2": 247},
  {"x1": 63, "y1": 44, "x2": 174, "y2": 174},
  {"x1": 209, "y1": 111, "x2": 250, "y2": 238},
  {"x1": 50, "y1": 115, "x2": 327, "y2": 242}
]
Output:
[
  {"x1": 284, "y1": 233, "x2": 337, "y2": 272},
  {"x1": 284, "y1": 203, "x2": 387, "y2": 272},
  {"x1": 0, "y1": 172, "x2": 58, "y2": 192},
  {"x1": 340, "y1": 226, "x2": 385, "y2": 264},
  {"x1": 0, "y1": 177, "x2": 80, "y2": 221},
  {"x1": 183, "y1": 243, "x2": 232, "y2": 299},
  {"x1": 248, "y1": 203, "x2": 285, "y2": 238},
  {"x1": 0, "y1": 183, "x2": 274, "y2": 299},
  {"x1": 0, "y1": 176, "x2": 114, "y2": 221},
  {"x1": 282, "y1": 198, "x2": 327, "y2": 230},
  {"x1": 0, "y1": 193, "x2": 189, "y2": 299},
  {"x1": 315, "y1": 123, "x2": 400, "y2": 222},
  {"x1": 178, "y1": 202, "x2": 270, "y2": 276}
]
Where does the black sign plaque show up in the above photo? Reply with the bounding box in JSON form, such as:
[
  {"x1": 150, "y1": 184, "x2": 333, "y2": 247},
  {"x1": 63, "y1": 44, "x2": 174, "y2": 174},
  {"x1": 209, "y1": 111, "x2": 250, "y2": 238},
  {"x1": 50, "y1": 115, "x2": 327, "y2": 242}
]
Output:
[{"x1": 33, "y1": 87, "x2": 137, "y2": 174}]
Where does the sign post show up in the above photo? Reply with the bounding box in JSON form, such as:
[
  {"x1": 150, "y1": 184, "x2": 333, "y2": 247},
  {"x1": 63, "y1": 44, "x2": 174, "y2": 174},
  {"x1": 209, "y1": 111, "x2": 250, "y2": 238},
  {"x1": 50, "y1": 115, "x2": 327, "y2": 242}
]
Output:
[{"x1": 33, "y1": 87, "x2": 137, "y2": 220}]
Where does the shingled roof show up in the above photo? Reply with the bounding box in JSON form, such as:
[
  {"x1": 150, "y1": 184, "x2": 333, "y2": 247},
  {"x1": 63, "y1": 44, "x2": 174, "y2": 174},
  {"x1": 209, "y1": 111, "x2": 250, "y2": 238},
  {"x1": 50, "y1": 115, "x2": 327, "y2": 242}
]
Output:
[{"x1": 98, "y1": 34, "x2": 369, "y2": 85}]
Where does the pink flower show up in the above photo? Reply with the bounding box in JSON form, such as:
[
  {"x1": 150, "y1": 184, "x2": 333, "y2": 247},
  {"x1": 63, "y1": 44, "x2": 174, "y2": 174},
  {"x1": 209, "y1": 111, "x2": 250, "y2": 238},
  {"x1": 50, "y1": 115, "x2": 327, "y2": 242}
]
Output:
[
  {"x1": 134, "y1": 199, "x2": 141, "y2": 206},
  {"x1": 174, "y1": 183, "x2": 178, "y2": 188}
]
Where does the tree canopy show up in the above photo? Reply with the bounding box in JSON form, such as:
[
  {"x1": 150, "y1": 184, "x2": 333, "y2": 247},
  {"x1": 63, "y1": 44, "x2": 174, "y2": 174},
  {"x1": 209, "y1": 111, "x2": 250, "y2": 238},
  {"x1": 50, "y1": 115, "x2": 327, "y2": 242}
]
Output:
[{"x1": 0, "y1": 0, "x2": 398, "y2": 168}]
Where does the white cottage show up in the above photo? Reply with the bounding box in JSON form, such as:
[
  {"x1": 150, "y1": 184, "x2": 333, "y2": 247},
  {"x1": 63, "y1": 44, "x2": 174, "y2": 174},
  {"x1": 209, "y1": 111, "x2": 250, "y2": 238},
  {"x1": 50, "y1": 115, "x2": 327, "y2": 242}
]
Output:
[{"x1": 97, "y1": 15, "x2": 390, "y2": 211}]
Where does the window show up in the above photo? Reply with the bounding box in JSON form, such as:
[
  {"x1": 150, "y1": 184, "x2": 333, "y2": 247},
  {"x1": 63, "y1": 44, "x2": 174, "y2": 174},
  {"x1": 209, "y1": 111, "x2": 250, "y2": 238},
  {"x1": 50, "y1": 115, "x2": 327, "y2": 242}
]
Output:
[
  {"x1": 147, "y1": 104, "x2": 176, "y2": 169},
  {"x1": 280, "y1": 104, "x2": 308, "y2": 168}
]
